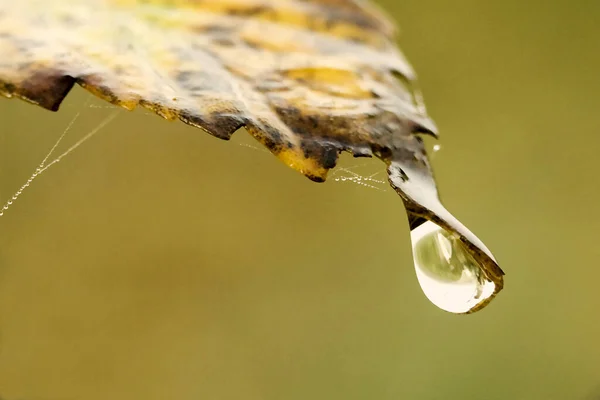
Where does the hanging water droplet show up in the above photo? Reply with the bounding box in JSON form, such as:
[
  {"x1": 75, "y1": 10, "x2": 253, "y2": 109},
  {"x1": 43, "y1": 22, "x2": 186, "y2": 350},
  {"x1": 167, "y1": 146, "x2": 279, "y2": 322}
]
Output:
[{"x1": 410, "y1": 221, "x2": 496, "y2": 313}]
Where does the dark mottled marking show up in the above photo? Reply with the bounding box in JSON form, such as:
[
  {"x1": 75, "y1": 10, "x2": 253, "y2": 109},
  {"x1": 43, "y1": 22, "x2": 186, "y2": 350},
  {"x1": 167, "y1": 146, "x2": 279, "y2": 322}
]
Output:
[
  {"x1": 179, "y1": 112, "x2": 246, "y2": 140},
  {"x1": 16, "y1": 69, "x2": 75, "y2": 111}
]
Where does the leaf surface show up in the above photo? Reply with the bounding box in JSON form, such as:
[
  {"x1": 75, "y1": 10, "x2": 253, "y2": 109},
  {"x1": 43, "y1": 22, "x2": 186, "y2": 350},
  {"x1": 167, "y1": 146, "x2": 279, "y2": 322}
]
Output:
[{"x1": 0, "y1": 0, "x2": 436, "y2": 181}]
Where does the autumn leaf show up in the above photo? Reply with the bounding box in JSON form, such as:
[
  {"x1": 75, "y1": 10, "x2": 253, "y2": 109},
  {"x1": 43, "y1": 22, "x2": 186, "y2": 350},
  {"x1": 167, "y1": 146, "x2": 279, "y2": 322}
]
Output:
[{"x1": 0, "y1": 0, "x2": 504, "y2": 312}]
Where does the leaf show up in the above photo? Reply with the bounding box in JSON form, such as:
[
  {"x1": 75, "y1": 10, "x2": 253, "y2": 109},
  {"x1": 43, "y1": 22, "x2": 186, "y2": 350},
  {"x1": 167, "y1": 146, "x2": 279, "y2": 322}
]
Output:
[
  {"x1": 0, "y1": 0, "x2": 436, "y2": 179},
  {"x1": 0, "y1": 0, "x2": 504, "y2": 311}
]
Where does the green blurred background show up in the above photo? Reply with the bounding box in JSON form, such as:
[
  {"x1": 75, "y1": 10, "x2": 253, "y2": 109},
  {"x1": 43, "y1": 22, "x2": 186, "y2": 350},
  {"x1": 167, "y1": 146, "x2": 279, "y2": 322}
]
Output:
[{"x1": 1, "y1": 0, "x2": 599, "y2": 399}]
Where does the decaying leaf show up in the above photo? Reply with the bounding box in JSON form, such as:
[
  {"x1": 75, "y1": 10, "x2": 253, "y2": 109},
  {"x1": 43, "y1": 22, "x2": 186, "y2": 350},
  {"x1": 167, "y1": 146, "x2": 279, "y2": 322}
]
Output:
[
  {"x1": 0, "y1": 0, "x2": 437, "y2": 179},
  {"x1": 0, "y1": 0, "x2": 504, "y2": 312}
]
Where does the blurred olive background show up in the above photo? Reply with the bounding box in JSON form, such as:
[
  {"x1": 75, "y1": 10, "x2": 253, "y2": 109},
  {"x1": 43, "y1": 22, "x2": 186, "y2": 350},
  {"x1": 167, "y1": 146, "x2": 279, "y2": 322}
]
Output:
[{"x1": 1, "y1": 1, "x2": 599, "y2": 399}]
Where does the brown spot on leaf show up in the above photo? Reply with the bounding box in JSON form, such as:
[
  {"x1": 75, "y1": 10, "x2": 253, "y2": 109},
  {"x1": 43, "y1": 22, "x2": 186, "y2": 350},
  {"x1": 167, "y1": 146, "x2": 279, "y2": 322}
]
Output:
[{"x1": 5, "y1": 68, "x2": 75, "y2": 111}]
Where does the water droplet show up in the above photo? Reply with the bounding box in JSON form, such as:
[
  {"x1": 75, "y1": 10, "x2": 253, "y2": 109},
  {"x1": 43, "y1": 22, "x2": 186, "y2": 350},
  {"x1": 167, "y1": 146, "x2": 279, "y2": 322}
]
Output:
[{"x1": 411, "y1": 221, "x2": 496, "y2": 313}]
